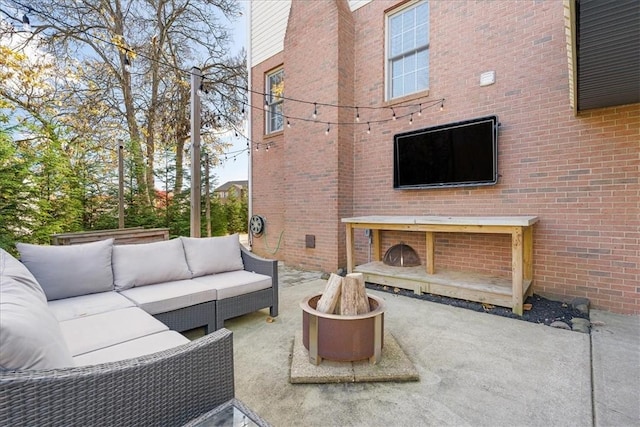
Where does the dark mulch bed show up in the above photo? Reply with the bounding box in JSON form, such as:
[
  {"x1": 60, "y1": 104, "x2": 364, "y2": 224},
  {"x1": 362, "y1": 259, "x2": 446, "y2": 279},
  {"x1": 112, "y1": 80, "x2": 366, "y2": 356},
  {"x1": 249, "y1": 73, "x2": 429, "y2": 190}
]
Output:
[{"x1": 365, "y1": 283, "x2": 589, "y2": 327}]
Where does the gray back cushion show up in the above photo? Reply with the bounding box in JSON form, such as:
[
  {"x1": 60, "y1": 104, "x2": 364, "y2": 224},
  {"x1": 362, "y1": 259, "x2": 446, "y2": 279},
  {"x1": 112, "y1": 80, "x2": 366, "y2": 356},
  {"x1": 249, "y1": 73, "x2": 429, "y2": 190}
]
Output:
[
  {"x1": 16, "y1": 239, "x2": 114, "y2": 301},
  {"x1": 112, "y1": 238, "x2": 192, "y2": 290},
  {"x1": 0, "y1": 249, "x2": 75, "y2": 369},
  {"x1": 0, "y1": 248, "x2": 47, "y2": 304},
  {"x1": 181, "y1": 234, "x2": 245, "y2": 277}
]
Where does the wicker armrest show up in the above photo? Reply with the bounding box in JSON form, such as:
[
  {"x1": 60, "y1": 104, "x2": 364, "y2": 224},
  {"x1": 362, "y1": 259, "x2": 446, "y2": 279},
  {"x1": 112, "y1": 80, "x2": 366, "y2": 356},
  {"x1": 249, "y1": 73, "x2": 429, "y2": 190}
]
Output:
[
  {"x1": 240, "y1": 246, "x2": 279, "y2": 318},
  {"x1": 241, "y1": 246, "x2": 278, "y2": 280},
  {"x1": 0, "y1": 329, "x2": 235, "y2": 427}
]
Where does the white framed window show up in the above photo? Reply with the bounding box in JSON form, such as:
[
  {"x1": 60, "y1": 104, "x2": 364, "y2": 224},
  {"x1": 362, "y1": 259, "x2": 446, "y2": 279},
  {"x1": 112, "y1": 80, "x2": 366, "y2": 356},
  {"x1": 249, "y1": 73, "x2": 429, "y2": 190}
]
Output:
[
  {"x1": 386, "y1": 0, "x2": 429, "y2": 100},
  {"x1": 265, "y1": 68, "x2": 284, "y2": 134}
]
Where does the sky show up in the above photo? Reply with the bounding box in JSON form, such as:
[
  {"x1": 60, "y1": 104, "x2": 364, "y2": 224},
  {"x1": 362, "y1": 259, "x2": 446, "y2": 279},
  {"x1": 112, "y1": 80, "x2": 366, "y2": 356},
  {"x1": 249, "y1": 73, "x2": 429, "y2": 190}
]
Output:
[{"x1": 213, "y1": 1, "x2": 249, "y2": 188}]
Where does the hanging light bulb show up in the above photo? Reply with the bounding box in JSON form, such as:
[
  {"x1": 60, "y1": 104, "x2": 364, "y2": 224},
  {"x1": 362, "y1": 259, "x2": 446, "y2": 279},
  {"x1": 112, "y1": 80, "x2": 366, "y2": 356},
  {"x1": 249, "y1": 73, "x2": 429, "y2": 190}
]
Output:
[
  {"x1": 440, "y1": 99, "x2": 445, "y2": 111},
  {"x1": 367, "y1": 122, "x2": 371, "y2": 134},
  {"x1": 22, "y1": 13, "x2": 31, "y2": 32},
  {"x1": 356, "y1": 107, "x2": 360, "y2": 122},
  {"x1": 325, "y1": 123, "x2": 331, "y2": 135},
  {"x1": 392, "y1": 108, "x2": 396, "y2": 120},
  {"x1": 409, "y1": 113, "x2": 413, "y2": 125},
  {"x1": 241, "y1": 104, "x2": 245, "y2": 115},
  {"x1": 265, "y1": 143, "x2": 270, "y2": 151},
  {"x1": 255, "y1": 143, "x2": 260, "y2": 151},
  {"x1": 124, "y1": 56, "x2": 132, "y2": 73},
  {"x1": 264, "y1": 97, "x2": 269, "y2": 110},
  {"x1": 287, "y1": 118, "x2": 291, "y2": 128},
  {"x1": 418, "y1": 104, "x2": 422, "y2": 116},
  {"x1": 312, "y1": 102, "x2": 318, "y2": 119}
]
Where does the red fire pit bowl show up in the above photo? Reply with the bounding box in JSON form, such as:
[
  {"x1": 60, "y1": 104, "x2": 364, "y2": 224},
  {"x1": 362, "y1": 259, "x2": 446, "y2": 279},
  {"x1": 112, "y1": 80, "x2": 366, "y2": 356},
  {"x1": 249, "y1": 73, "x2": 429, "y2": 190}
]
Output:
[{"x1": 300, "y1": 293, "x2": 385, "y2": 365}]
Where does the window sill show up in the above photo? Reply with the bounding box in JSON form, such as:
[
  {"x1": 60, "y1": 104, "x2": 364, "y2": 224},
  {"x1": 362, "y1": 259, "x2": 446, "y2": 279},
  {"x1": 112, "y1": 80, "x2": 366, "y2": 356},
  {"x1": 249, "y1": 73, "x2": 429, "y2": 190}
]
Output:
[
  {"x1": 263, "y1": 130, "x2": 284, "y2": 139},
  {"x1": 383, "y1": 89, "x2": 430, "y2": 107}
]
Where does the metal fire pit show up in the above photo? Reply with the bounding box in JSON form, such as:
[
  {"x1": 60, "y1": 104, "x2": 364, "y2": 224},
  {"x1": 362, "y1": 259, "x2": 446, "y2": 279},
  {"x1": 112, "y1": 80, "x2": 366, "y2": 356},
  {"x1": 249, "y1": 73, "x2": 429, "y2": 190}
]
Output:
[{"x1": 300, "y1": 293, "x2": 385, "y2": 365}]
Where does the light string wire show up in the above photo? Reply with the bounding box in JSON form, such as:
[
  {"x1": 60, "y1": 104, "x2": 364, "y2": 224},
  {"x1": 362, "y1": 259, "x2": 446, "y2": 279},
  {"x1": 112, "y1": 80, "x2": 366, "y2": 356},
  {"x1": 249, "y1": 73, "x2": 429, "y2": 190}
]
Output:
[
  {"x1": 203, "y1": 75, "x2": 445, "y2": 129},
  {"x1": 14, "y1": 3, "x2": 446, "y2": 158}
]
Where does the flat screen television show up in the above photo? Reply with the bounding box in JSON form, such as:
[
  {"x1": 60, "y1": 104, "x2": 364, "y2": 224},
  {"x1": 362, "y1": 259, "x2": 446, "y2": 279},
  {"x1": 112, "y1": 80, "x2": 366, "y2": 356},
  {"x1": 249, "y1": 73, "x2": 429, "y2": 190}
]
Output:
[{"x1": 393, "y1": 115, "x2": 499, "y2": 189}]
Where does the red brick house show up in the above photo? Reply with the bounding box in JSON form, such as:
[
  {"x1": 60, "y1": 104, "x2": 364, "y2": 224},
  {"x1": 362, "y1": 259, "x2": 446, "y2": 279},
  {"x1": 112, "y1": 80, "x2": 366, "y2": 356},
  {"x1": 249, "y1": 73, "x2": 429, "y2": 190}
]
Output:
[{"x1": 247, "y1": 0, "x2": 639, "y2": 314}]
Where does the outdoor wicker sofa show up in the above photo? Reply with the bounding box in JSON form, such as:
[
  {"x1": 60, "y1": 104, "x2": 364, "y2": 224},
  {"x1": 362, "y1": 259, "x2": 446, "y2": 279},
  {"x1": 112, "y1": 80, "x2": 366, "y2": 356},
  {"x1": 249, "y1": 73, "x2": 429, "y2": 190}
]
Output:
[
  {"x1": 0, "y1": 236, "x2": 277, "y2": 425},
  {"x1": 0, "y1": 329, "x2": 247, "y2": 426}
]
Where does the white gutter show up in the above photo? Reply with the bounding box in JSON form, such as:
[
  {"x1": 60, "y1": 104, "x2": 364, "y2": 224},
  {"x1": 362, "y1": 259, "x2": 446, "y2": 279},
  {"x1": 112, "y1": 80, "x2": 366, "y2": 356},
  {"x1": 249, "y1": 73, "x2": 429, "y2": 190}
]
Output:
[{"x1": 246, "y1": 1, "x2": 253, "y2": 248}]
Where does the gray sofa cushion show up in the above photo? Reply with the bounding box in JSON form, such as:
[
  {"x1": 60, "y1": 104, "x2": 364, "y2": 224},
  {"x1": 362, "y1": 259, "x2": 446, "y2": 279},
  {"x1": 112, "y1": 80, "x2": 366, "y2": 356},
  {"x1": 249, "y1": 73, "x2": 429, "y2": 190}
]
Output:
[
  {"x1": 16, "y1": 239, "x2": 114, "y2": 301},
  {"x1": 59, "y1": 307, "x2": 169, "y2": 356},
  {"x1": 0, "y1": 250, "x2": 75, "y2": 369},
  {"x1": 119, "y1": 279, "x2": 217, "y2": 315},
  {"x1": 112, "y1": 238, "x2": 192, "y2": 291},
  {"x1": 0, "y1": 248, "x2": 47, "y2": 304},
  {"x1": 48, "y1": 291, "x2": 135, "y2": 322},
  {"x1": 193, "y1": 270, "x2": 272, "y2": 300},
  {"x1": 181, "y1": 234, "x2": 244, "y2": 277},
  {"x1": 73, "y1": 331, "x2": 190, "y2": 367}
]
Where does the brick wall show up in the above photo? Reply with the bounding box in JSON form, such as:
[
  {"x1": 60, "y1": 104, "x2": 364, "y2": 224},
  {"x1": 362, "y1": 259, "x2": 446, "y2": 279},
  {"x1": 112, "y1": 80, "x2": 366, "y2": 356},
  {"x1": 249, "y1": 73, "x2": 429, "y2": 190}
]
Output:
[{"x1": 251, "y1": 0, "x2": 639, "y2": 314}]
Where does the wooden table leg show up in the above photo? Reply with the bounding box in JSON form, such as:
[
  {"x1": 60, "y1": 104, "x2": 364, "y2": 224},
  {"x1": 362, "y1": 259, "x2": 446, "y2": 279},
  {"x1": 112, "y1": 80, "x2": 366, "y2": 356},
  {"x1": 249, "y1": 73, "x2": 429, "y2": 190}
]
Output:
[
  {"x1": 523, "y1": 226, "x2": 534, "y2": 297},
  {"x1": 512, "y1": 227, "x2": 524, "y2": 315},
  {"x1": 372, "y1": 229, "x2": 381, "y2": 261},
  {"x1": 425, "y1": 231, "x2": 435, "y2": 274},
  {"x1": 346, "y1": 224, "x2": 354, "y2": 273}
]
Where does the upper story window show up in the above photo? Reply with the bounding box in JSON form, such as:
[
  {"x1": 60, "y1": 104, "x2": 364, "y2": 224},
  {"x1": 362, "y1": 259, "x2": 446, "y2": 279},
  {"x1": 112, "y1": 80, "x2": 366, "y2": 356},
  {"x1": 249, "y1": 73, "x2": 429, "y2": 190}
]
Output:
[
  {"x1": 386, "y1": 1, "x2": 429, "y2": 100},
  {"x1": 265, "y1": 68, "x2": 284, "y2": 134}
]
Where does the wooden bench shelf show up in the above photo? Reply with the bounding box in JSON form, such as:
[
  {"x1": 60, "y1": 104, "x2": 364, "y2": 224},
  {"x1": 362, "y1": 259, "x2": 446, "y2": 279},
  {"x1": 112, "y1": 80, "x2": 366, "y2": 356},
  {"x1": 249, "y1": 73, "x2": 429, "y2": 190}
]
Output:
[
  {"x1": 342, "y1": 216, "x2": 539, "y2": 315},
  {"x1": 355, "y1": 261, "x2": 533, "y2": 309}
]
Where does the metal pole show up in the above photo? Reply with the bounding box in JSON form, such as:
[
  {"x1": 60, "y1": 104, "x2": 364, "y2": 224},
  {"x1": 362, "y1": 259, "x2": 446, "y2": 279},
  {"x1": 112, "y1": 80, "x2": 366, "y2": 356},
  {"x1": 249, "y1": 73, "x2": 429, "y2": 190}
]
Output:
[
  {"x1": 205, "y1": 152, "x2": 211, "y2": 237},
  {"x1": 190, "y1": 67, "x2": 202, "y2": 237},
  {"x1": 118, "y1": 140, "x2": 125, "y2": 229}
]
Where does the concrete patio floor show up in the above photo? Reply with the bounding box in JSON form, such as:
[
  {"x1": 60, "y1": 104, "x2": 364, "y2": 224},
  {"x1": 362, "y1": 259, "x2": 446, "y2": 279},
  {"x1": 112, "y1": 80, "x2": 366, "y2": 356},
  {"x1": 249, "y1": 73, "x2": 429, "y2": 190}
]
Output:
[{"x1": 220, "y1": 264, "x2": 639, "y2": 427}]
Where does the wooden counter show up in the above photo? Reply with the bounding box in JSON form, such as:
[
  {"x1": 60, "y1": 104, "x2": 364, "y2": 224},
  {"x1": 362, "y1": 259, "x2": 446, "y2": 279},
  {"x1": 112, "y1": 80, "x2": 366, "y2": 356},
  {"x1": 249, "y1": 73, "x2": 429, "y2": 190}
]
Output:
[{"x1": 342, "y1": 216, "x2": 539, "y2": 315}]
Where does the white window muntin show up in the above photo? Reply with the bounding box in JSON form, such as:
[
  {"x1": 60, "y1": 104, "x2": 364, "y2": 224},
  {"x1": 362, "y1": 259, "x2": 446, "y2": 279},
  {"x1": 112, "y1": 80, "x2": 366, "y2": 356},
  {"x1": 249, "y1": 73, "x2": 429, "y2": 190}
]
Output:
[
  {"x1": 387, "y1": 1, "x2": 429, "y2": 100},
  {"x1": 265, "y1": 68, "x2": 284, "y2": 134}
]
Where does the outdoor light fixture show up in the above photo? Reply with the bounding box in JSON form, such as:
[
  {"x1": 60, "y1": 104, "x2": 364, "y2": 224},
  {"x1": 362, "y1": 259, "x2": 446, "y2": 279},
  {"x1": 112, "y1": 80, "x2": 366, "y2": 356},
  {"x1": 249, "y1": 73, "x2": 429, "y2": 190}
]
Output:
[
  {"x1": 124, "y1": 56, "x2": 132, "y2": 73},
  {"x1": 22, "y1": 13, "x2": 30, "y2": 32}
]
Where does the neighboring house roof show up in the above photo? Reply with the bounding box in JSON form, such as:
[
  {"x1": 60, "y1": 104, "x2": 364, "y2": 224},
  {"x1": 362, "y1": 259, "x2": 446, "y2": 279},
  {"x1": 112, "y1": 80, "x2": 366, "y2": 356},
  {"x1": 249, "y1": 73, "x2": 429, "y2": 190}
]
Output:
[{"x1": 214, "y1": 180, "x2": 248, "y2": 193}]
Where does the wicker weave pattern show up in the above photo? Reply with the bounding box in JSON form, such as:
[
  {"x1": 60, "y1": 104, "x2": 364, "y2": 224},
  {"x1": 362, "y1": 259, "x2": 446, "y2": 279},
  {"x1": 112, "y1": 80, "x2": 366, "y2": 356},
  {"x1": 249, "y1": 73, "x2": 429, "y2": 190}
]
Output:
[
  {"x1": 153, "y1": 300, "x2": 217, "y2": 333},
  {"x1": 214, "y1": 248, "x2": 279, "y2": 329},
  {"x1": 0, "y1": 329, "x2": 235, "y2": 426}
]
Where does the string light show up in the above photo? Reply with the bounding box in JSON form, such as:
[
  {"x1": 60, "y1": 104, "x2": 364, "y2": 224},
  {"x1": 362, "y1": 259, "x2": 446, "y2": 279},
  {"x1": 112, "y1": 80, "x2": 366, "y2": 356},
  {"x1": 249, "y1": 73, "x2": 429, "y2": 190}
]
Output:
[
  {"x1": 263, "y1": 97, "x2": 269, "y2": 110},
  {"x1": 325, "y1": 123, "x2": 330, "y2": 135},
  {"x1": 409, "y1": 113, "x2": 413, "y2": 125},
  {"x1": 22, "y1": 13, "x2": 30, "y2": 32},
  {"x1": 16, "y1": 4, "x2": 448, "y2": 148},
  {"x1": 287, "y1": 119, "x2": 291, "y2": 128},
  {"x1": 123, "y1": 56, "x2": 132, "y2": 73},
  {"x1": 196, "y1": 83, "x2": 206, "y2": 97}
]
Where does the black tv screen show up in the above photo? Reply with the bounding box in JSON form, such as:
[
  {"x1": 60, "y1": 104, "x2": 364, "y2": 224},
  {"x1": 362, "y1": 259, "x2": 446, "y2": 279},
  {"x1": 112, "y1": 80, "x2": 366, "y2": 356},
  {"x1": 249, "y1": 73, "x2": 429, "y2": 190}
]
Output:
[{"x1": 393, "y1": 115, "x2": 499, "y2": 189}]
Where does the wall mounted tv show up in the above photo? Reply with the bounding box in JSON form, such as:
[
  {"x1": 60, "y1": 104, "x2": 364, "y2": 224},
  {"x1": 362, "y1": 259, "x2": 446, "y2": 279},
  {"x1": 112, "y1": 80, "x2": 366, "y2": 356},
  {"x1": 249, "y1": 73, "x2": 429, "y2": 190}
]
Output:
[{"x1": 393, "y1": 115, "x2": 499, "y2": 189}]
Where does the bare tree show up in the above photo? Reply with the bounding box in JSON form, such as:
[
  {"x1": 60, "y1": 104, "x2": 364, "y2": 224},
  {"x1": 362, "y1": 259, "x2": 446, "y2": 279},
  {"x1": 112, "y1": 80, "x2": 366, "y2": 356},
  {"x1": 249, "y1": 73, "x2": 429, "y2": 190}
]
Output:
[{"x1": 3, "y1": 0, "x2": 246, "y2": 207}]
